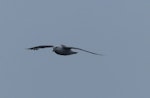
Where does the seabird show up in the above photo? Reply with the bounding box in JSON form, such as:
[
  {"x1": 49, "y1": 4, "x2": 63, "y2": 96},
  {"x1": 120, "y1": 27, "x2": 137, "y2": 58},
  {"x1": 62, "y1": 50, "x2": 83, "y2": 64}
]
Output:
[{"x1": 28, "y1": 44, "x2": 103, "y2": 56}]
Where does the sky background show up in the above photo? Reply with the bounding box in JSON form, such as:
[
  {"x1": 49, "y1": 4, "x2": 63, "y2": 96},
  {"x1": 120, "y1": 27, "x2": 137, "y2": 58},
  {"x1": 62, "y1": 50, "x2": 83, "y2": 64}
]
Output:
[{"x1": 0, "y1": 0, "x2": 150, "y2": 98}]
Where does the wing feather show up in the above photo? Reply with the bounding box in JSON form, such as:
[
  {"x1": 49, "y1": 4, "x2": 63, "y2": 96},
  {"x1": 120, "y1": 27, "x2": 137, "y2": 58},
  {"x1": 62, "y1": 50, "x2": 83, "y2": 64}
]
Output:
[
  {"x1": 64, "y1": 46, "x2": 103, "y2": 56},
  {"x1": 28, "y1": 45, "x2": 54, "y2": 50}
]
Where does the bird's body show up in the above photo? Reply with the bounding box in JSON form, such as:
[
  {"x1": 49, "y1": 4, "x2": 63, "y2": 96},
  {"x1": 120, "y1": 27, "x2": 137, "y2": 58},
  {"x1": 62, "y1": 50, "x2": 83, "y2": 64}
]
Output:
[
  {"x1": 28, "y1": 44, "x2": 102, "y2": 56},
  {"x1": 53, "y1": 46, "x2": 77, "y2": 55}
]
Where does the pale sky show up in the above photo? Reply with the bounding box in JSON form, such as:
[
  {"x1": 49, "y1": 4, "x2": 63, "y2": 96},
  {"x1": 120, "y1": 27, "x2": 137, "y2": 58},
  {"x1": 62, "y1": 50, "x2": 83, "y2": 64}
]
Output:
[{"x1": 0, "y1": 0, "x2": 150, "y2": 98}]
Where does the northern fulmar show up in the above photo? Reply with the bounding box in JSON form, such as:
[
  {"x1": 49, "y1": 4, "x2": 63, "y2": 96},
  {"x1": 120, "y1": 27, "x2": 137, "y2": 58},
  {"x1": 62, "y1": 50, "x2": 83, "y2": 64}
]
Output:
[{"x1": 28, "y1": 44, "x2": 103, "y2": 56}]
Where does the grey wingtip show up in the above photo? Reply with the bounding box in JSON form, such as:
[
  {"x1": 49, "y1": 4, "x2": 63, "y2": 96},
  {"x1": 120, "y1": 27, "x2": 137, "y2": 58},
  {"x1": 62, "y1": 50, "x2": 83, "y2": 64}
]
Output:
[
  {"x1": 27, "y1": 48, "x2": 38, "y2": 50},
  {"x1": 26, "y1": 48, "x2": 31, "y2": 50}
]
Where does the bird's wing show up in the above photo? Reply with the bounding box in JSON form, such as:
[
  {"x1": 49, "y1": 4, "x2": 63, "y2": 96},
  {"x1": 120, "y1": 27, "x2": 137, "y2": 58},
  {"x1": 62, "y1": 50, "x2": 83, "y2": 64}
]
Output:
[
  {"x1": 65, "y1": 46, "x2": 103, "y2": 56},
  {"x1": 28, "y1": 45, "x2": 54, "y2": 50}
]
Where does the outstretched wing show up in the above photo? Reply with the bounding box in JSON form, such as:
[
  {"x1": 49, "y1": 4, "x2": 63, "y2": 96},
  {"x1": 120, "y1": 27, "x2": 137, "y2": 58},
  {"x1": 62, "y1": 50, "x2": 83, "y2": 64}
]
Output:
[
  {"x1": 28, "y1": 45, "x2": 54, "y2": 50},
  {"x1": 63, "y1": 45, "x2": 103, "y2": 56}
]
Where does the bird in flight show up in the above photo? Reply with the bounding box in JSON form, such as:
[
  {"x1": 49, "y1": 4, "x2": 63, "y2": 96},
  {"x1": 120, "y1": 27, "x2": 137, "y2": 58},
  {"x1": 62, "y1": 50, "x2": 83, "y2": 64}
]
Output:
[{"x1": 28, "y1": 44, "x2": 103, "y2": 56}]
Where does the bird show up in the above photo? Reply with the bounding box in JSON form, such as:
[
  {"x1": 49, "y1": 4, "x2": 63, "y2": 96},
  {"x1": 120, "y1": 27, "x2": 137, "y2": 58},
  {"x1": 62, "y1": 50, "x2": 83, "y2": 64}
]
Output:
[{"x1": 28, "y1": 44, "x2": 103, "y2": 56}]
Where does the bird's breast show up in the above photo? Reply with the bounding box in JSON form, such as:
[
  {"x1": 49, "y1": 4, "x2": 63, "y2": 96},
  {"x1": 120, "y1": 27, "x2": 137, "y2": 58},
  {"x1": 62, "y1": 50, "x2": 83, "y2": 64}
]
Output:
[{"x1": 53, "y1": 47, "x2": 76, "y2": 55}]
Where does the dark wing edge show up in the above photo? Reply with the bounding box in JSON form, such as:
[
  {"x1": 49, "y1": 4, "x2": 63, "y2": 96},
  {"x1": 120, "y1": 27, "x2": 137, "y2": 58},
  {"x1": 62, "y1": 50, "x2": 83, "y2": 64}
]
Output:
[
  {"x1": 70, "y1": 47, "x2": 103, "y2": 56},
  {"x1": 28, "y1": 45, "x2": 54, "y2": 50}
]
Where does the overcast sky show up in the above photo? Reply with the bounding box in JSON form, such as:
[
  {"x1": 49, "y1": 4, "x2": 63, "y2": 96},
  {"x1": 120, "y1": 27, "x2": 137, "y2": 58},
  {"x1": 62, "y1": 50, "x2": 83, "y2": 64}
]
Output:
[{"x1": 0, "y1": 0, "x2": 150, "y2": 98}]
